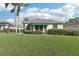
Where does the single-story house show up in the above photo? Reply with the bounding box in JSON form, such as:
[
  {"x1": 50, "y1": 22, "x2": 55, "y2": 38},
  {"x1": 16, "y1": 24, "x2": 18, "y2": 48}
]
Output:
[
  {"x1": 22, "y1": 19, "x2": 63, "y2": 32},
  {"x1": 0, "y1": 20, "x2": 14, "y2": 30},
  {"x1": 64, "y1": 22, "x2": 79, "y2": 30}
]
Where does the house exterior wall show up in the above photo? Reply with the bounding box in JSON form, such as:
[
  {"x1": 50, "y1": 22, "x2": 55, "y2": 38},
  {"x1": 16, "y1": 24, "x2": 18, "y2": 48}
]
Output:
[
  {"x1": 64, "y1": 24, "x2": 79, "y2": 30},
  {"x1": 24, "y1": 23, "x2": 63, "y2": 32},
  {"x1": 47, "y1": 24, "x2": 63, "y2": 30},
  {"x1": 53, "y1": 24, "x2": 57, "y2": 29},
  {"x1": 0, "y1": 25, "x2": 9, "y2": 30},
  {"x1": 47, "y1": 24, "x2": 53, "y2": 30},
  {"x1": 0, "y1": 26, "x2": 4, "y2": 30},
  {"x1": 23, "y1": 24, "x2": 28, "y2": 30},
  {"x1": 25, "y1": 24, "x2": 28, "y2": 28},
  {"x1": 57, "y1": 24, "x2": 63, "y2": 29}
]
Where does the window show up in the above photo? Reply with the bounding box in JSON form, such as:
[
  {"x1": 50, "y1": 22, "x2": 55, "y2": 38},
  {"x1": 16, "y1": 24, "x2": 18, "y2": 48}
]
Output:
[{"x1": 53, "y1": 24, "x2": 57, "y2": 29}]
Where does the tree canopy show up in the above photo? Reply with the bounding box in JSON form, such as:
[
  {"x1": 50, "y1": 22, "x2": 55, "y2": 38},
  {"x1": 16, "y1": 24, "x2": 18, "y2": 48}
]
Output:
[{"x1": 68, "y1": 17, "x2": 79, "y2": 23}]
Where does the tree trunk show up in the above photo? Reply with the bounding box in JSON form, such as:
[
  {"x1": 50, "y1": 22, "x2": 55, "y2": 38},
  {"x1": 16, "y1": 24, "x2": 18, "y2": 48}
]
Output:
[
  {"x1": 15, "y1": 6, "x2": 21, "y2": 34},
  {"x1": 17, "y1": 15, "x2": 20, "y2": 33},
  {"x1": 14, "y1": 6, "x2": 18, "y2": 34}
]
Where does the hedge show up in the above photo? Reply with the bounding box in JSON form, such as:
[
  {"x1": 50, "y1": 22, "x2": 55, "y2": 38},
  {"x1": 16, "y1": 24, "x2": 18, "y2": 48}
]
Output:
[
  {"x1": 0, "y1": 29, "x2": 22, "y2": 33},
  {"x1": 23, "y1": 30, "x2": 43, "y2": 34},
  {"x1": 0, "y1": 30, "x2": 4, "y2": 33},
  {"x1": 47, "y1": 29, "x2": 79, "y2": 36}
]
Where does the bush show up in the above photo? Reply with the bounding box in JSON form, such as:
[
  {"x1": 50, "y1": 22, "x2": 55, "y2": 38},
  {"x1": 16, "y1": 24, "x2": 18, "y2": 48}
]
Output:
[
  {"x1": 0, "y1": 30, "x2": 4, "y2": 32},
  {"x1": 23, "y1": 30, "x2": 32, "y2": 34},
  {"x1": 64, "y1": 30, "x2": 74, "y2": 36},
  {"x1": 47, "y1": 29, "x2": 66, "y2": 35},
  {"x1": 72, "y1": 31, "x2": 79, "y2": 36},
  {"x1": 9, "y1": 29, "x2": 17, "y2": 32},
  {"x1": 23, "y1": 30, "x2": 43, "y2": 34},
  {"x1": 0, "y1": 29, "x2": 10, "y2": 33},
  {"x1": 47, "y1": 29, "x2": 79, "y2": 36},
  {"x1": 9, "y1": 29, "x2": 23, "y2": 33},
  {"x1": 0, "y1": 29, "x2": 9, "y2": 33}
]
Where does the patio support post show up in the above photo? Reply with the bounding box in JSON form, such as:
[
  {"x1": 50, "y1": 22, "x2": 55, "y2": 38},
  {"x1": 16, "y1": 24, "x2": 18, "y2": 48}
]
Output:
[
  {"x1": 43, "y1": 25, "x2": 45, "y2": 33},
  {"x1": 33, "y1": 25, "x2": 35, "y2": 31},
  {"x1": 30, "y1": 25, "x2": 32, "y2": 30},
  {"x1": 23, "y1": 24, "x2": 25, "y2": 31},
  {"x1": 38, "y1": 25, "x2": 40, "y2": 31}
]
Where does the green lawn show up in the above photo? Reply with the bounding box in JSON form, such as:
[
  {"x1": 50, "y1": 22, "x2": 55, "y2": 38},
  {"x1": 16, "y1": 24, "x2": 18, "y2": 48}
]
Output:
[{"x1": 0, "y1": 33, "x2": 79, "y2": 55}]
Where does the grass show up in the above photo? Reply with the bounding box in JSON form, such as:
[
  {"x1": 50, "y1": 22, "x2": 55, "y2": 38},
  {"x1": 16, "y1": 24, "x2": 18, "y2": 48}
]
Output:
[{"x1": 0, "y1": 33, "x2": 79, "y2": 55}]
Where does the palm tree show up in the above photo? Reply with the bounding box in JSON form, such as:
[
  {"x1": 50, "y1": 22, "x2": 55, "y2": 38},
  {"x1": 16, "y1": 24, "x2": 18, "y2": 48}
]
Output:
[{"x1": 5, "y1": 3, "x2": 30, "y2": 33}]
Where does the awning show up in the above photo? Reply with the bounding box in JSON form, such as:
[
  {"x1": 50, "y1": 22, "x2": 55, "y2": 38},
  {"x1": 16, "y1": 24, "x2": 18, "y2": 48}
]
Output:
[{"x1": 31, "y1": 23, "x2": 48, "y2": 25}]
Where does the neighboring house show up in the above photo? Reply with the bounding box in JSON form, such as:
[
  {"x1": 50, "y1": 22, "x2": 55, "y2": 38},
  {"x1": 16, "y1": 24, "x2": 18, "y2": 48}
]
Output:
[
  {"x1": 64, "y1": 22, "x2": 79, "y2": 30},
  {"x1": 0, "y1": 20, "x2": 14, "y2": 30},
  {"x1": 22, "y1": 19, "x2": 63, "y2": 32},
  {"x1": 64, "y1": 19, "x2": 79, "y2": 30}
]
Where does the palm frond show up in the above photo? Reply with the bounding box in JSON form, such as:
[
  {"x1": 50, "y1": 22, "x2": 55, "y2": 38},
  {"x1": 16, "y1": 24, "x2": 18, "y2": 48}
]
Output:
[
  {"x1": 17, "y1": 5, "x2": 20, "y2": 16},
  {"x1": 5, "y1": 3, "x2": 9, "y2": 8},
  {"x1": 11, "y1": 5, "x2": 15, "y2": 13},
  {"x1": 24, "y1": 4, "x2": 30, "y2": 7}
]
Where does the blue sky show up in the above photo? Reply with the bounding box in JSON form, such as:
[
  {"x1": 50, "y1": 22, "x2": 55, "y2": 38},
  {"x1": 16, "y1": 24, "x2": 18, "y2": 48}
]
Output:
[
  {"x1": 0, "y1": 3, "x2": 79, "y2": 23},
  {"x1": 24, "y1": 3, "x2": 65, "y2": 9},
  {"x1": 0, "y1": 3, "x2": 65, "y2": 19}
]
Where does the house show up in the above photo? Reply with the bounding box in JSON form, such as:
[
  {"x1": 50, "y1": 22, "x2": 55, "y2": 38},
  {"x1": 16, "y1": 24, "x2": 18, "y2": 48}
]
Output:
[
  {"x1": 22, "y1": 19, "x2": 63, "y2": 32},
  {"x1": 64, "y1": 21, "x2": 79, "y2": 30},
  {"x1": 0, "y1": 20, "x2": 14, "y2": 30}
]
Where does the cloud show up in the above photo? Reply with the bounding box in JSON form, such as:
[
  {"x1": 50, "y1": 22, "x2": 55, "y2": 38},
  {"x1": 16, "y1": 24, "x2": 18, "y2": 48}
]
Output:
[
  {"x1": 0, "y1": 3, "x2": 14, "y2": 12},
  {"x1": 0, "y1": 3, "x2": 24, "y2": 12},
  {"x1": 40, "y1": 8, "x2": 49, "y2": 13},
  {"x1": 23, "y1": 7, "x2": 68, "y2": 21},
  {"x1": 0, "y1": 3, "x2": 5, "y2": 11},
  {"x1": 50, "y1": 4, "x2": 75, "y2": 18},
  {"x1": 24, "y1": 12, "x2": 52, "y2": 19},
  {"x1": 23, "y1": 3, "x2": 79, "y2": 22},
  {"x1": 6, "y1": 4, "x2": 14, "y2": 11},
  {"x1": 6, "y1": 18, "x2": 15, "y2": 24},
  {"x1": 26, "y1": 7, "x2": 39, "y2": 12},
  {"x1": 1, "y1": 3, "x2": 79, "y2": 22}
]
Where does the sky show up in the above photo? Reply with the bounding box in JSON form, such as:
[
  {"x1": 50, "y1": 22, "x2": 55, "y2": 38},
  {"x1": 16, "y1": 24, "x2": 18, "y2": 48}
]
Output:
[{"x1": 0, "y1": 3, "x2": 79, "y2": 23}]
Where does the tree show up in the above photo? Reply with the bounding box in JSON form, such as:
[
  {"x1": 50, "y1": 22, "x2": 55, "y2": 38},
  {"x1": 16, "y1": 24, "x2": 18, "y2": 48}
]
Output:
[
  {"x1": 5, "y1": 3, "x2": 30, "y2": 33},
  {"x1": 68, "y1": 17, "x2": 79, "y2": 23}
]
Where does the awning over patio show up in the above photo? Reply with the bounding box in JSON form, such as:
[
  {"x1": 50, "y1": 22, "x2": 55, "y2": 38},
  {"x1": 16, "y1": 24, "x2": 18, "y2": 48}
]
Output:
[{"x1": 31, "y1": 23, "x2": 48, "y2": 26}]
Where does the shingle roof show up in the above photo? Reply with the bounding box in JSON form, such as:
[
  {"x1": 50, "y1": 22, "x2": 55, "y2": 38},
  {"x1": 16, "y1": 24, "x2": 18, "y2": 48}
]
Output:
[
  {"x1": 0, "y1": 20, "x2": 14, "y2": 26},
  {"x1": 0, "y1": 20, "x2": 9, "y2": 24},
  {"x1": 23, "y1": 19, "x2": 63, "y2": 24},
  {"x1": 64, "y1": 21, "x2": 79, "y2": 27}
]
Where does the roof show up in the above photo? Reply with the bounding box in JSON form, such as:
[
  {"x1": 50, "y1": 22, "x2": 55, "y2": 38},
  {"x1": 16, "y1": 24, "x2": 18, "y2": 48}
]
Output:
[
  {"x1": 31, "y1": 23, "x2": 48, "y2": 25},
  {"x1": 0, "y1": 20, "x2": 14, "y2": 27},
  {"x1": 64, "y1": 20, "x2": 79, "y2": 27},
  {"x1": 22, "y1": 19, "x2": 63, "y2": 24},
  {"x1": 0, "y1": 20, "x2": 8, "y2": 22}
]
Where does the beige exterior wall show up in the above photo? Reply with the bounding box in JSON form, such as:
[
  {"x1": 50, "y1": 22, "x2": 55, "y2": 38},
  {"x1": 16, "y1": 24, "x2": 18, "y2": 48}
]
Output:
[
  {"x1": 25, "y1": 24, "x2": 28, "y2": 28},
  {"x1": 24, "y1": 24, "x2": 63, "y2": 32},
  {"x1": 47, "y1": 24, "x2": 53, "y2": 30},
  {"x1": 47, "y1": 24, "x2": 63, "y2": 30},
  {"x1": 57, "y1": 24, "x2": 63, "y2": 29},
  {"x1": 1, "y1": 26, "x2": 4, "y2": 30}
]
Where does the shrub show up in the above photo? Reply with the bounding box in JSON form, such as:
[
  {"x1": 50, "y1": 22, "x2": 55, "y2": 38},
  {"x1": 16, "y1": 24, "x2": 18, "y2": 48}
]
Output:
[
  {"x1": 72, "y1": 31, "x2": 79, "y2": 36},
  {"x1": 23, "y1": 30, "x2": 43, "y2": 34},
  {"x1": 0, "y1": 30, "x2": 4, "y2": 32},
  {"x1": 47, "y1": 29, "x2": 66, "y2": 35},
  {"x1": 0, "y1": 29, "x2": 10, "y2": 33},
  {"x1": 9, "y1": 29, "x2": 23, "y2": 33},
  {"x1": 23, "y1": 30, "x2": 32, "y2": 34},
  {"x1": 64, "y1": 30, "x2": 74, "y2": 36},
  {"x1": 47, "y1": 29, "x2": 79, "y2": 36}
]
